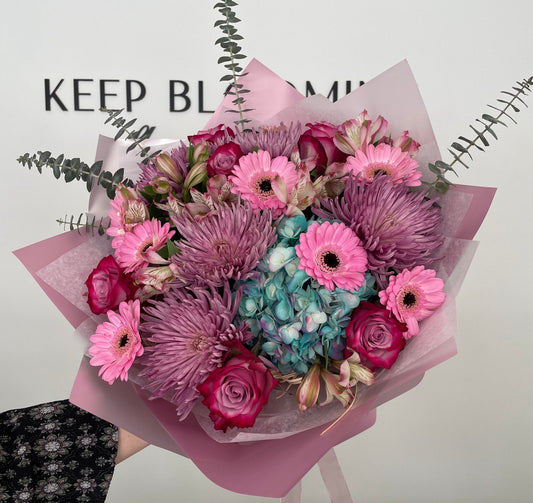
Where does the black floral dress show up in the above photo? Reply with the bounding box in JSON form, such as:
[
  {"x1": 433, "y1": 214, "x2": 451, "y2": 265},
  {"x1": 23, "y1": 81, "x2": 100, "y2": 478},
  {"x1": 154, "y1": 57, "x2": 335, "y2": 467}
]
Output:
[{"x1": 0, "y1": 400, "x2": 118, "y2": 502}]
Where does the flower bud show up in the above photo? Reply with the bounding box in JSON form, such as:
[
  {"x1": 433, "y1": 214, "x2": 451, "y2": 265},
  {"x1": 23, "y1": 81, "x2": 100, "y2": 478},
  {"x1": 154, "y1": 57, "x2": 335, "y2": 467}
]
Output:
[
  {"x1": 393, "y1": 130, "x2": 421, "y2": 156},
  {"x1": 297, "y1": 362, "x2": 321, "y2": 412},
  {"x1": 150, "y1": 176, "x2": 172, "y2": 194},
  {"x1": 320, "y1": 369, "x2": 353, "y2": 408},
  {"x1": 190, "y1": 141, "x2": 210, "y2": 164},
  {"x1": 155, "y1": 153, "x2": 183, "y2": 184},
  {"x1": 183, "y1": 162, "x2": 208, "y2": 192}
]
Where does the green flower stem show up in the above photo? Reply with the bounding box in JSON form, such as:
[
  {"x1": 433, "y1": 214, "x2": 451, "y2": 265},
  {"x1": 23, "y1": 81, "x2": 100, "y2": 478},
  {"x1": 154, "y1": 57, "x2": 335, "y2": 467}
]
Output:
[{"x1": 222, "y1": 4, "x2": 246, "y2": 132}]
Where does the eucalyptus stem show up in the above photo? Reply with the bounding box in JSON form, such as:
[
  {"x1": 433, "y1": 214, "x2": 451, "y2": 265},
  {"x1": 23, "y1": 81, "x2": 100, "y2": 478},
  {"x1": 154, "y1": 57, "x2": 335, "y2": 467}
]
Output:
[
  {"x1": 425, "y1": 75, "x2": 533, "y2": 194},
  {"x1": 222, "y1": 6, "x2": 246, "y2": 132},
  {"x1": 214, "y1": 1, "x2": 253, "y2": 130},
  {"x1": 100, "y1": 107, "x2": 161, "y2": 164},
  {"x1": 56, "y1": 213, "x2": 110, "y2": 236}
]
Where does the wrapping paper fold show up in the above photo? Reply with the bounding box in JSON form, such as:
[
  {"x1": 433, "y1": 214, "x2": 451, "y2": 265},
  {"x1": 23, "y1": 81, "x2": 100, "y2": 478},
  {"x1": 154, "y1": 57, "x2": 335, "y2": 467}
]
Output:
[{"x1": 14, "y1": 59, "x2": 496, "y2": 498}]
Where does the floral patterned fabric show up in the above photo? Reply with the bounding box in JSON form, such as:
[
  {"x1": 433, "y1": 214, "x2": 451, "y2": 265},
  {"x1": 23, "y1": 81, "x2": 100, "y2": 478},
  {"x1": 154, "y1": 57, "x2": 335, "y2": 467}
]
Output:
[{"x1": 0, "y1": 400, "x2": 118, "y2": 502}]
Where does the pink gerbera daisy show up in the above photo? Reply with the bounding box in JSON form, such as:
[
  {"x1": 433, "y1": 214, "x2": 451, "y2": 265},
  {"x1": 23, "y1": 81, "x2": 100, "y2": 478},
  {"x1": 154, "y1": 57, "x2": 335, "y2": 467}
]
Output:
[
  {"x1": 229, "y1": 150, "x2": 299, "y2": 216},
  {"x1": 346, "y1": 143, "x2": 421, "y2": 186},
  {"x1": 88, "y1": 300, "x2": 144, "y2": 384},
  {"x1": 295, "y1": 221, "x2": 368, "y2": 291},
  {"x1": 379, "y1": 266, "x2": 446, "y2": 338},
  {"x1": 115, "y1": 219, "x2": 175, "y2": 274}
]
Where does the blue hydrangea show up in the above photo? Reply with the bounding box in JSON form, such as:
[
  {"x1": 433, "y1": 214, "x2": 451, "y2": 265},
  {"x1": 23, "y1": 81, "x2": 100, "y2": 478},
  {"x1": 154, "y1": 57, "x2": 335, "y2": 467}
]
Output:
[{"x1": 237, "y1": 216, "x2": 376, "y2": 374}]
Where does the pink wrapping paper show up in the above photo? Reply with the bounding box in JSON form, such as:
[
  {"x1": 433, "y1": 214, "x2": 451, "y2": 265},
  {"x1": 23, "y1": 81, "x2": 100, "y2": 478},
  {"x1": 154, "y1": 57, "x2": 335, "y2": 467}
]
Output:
[{"x1": 14, "y1": 59, "x2": 496, "y2": 498}]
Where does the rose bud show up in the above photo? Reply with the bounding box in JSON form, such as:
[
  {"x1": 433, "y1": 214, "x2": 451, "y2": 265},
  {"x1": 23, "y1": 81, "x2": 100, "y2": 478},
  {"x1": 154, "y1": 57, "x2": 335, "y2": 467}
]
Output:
[
  {"x1": 188, "y1": 124, "x2": 234, "y2": 145},
  {"x1": 206, "y1": 141, "x2": 243, "y2": 177}
]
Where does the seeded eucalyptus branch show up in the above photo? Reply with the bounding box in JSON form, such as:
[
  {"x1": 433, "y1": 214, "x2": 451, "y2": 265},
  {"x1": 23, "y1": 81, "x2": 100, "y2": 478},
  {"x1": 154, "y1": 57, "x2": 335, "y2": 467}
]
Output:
[
  {"x1": 56, "y1": 213, "x2": 110, "y2": 236},
  {"x1": 100, "y1": 107, "x2": 162, "y2": 164},
  {"x1": 17, "y1": 151, "x2": 133, "y2": 199},
  {"x1": 214, "y1": 0, "x2": 253, "y2": 131},
  {"x1": 426, "y1": 75, "x2": 533, "y2": 194}
]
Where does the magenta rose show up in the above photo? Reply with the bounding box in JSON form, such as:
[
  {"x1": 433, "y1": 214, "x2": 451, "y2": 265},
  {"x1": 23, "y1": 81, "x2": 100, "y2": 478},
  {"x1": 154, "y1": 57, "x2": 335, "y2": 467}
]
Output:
[
  {"x1": 344, "y1": 301, "x2": 407, "y2": 369},
  {"x1": 188, "y1": 124, "x2": 235, "y2": 146},
  {"x1": 85, "y1": 255, "x2": 136, "y2": 315},
  {"x1": 206, "y1": 141, "x2": 243, "y2": 176},
  {"x1": 197, "y1": 341, "x2": 278, "y2": 431},
  {"x1": 298, "y1": 121, "x2": 346, "y2": 173}
]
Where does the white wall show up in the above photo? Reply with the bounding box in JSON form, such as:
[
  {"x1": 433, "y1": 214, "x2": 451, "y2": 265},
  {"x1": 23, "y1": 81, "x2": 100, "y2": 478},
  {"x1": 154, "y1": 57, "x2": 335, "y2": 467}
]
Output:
[{"x1": 1, "y1": 1, "x2": 532, "y2": 501}]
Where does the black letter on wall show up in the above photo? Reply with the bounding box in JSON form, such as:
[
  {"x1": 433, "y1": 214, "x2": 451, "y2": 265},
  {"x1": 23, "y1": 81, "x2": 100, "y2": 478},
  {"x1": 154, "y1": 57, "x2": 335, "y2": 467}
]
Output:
[
  {"x1": 99, "y1": 79, "x2": 119, "y2": 109},
  {"x1": 73, "y1": 79, "x2": 94, "y2": 111},
  {"x1": 44, "y1": 79, "x2": 67, "y2": 111},
  {"x1": 126, "y1": 80, "x2": 146, "y2": 112},
  {"x1": 169, "y1": 80, "x2": 191, "y2": 112}
]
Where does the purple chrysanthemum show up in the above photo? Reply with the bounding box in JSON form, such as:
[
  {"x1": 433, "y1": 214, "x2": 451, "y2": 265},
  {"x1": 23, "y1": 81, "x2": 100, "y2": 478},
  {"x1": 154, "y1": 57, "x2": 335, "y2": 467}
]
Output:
[
  {"x1": 171, "y1": 201, "x2": 277, "y2": 288},
  {"x1": 235, "y1": 122, "x2": 303, "y2": 157},
  {"x1": 315, "y1": 175, "x2": 443, "y2": 288},
  {"x1": 140, "y1": 286, "x2": 251, "y2": 419},
  {"x1": 134, "y1": 161, "x2": 159, "y2": 193}
]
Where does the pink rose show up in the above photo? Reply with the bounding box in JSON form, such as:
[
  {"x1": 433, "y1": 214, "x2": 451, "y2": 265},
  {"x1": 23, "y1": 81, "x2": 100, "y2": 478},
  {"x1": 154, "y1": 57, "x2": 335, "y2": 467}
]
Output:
[
  {"x1": 298, "y1": 121, "x2": 346, "y2": 173},
  {"x1": 85, "y1": 255, "x2": 136, "y2": 315},
  {"x1": 188, "y1": 124, "x2": 234, "y2": 146},
  {"x1": 344, "y1": 301, "x2": 407, "y2": 370},
  {"x1": 197, "y1": 341, "x2": 278, "y2": 431},
  {"x1": 206, "y1": 141, "x2": 243, "y2": 176}
]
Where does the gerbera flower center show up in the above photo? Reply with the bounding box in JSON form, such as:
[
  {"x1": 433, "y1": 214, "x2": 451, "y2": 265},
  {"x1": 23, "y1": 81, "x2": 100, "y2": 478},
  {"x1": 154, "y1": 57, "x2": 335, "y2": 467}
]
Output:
[
  {"x1": 398, "y1": 287, "x2": 420, "y2": 311},
  {"x1": 113, "y1": 328, "x2": 134, "y2": 355},
  {"x1": 318, "y1": 250, "x2": 341, "y2": 272},
  {"x1": 254, "y1": 176, "x2": 274, "y2": 198},
  {"x1": 140, "y1": 240, "x2": 153, "y2": 255},
  {"x1": 368, "y1": 163, "x2": 392, "y2": 178}
]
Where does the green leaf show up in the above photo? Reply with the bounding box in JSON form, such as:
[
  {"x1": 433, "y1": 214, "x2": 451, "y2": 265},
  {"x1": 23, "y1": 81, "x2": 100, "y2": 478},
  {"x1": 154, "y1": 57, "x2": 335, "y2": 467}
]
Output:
[
  {"x1": 220, "y1": 75, "x2": 234, "y2": 81},
  {"x1": 106, "y1": 185, "x2": 116, "y2": 200},
  {"x1": 458, "y1": 136, "x2": 484, "y2": 152},
  {"x1": 488, "y1": 104, "x2": 517, "y2": 124},
  {"x1": 435, "y1": 160, "x2": 457, "y2": 175},
  {"x1": 64, "y1": 169, "x2": 77, "y2": 183},
  {"x1": 218, "y1": 56, "x2": 231, "y2": 64},
  {"x1": 126, "y1": 140, "x2": 141, "y2": 153},
  {"x1": 447, "y1": 148, "x2": 470, "y2": 169},
  {"x1": 428, "y1": 163, "x2": 441, "y2": 175},
  {"x1": 112, "y1": 168, "x2": 125, "y2": 185},
  {"x1": 166, "y1": 238, "x2": 179, "y2": 257},
  {"x1": 469, "y1": 125, "x2": 490, "y2": 147},
  {"x1": 482, "y1": 113, "x2": 507, "y2": 127},
  {"x1": 435, "y1": 181, "x2": 450, "y2": 193},
  {"x1": 476, "y1": 119, "x2": 498, "y2": 139},
  {"x1": 451, "y1": 142, "x2": 473, "y2": 159}
]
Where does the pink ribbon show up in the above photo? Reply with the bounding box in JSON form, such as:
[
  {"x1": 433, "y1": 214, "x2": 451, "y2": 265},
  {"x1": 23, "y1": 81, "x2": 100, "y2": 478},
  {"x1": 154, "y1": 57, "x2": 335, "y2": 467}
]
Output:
[{"x1": 281, "y1": 448, "x2": 353, "y2": 503}]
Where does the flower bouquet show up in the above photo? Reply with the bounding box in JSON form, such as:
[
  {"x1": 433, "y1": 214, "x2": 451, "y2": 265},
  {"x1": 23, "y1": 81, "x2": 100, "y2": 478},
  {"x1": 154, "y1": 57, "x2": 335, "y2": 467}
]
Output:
[{"x1": 13, "y1": 4, "x2": 530, "y2": 498}]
